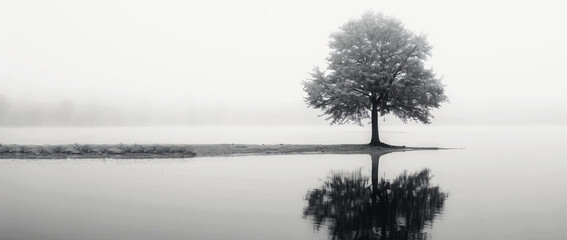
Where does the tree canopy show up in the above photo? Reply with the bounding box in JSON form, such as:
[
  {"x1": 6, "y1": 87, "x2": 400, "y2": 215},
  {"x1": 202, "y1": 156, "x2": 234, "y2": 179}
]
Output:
[{"x1": 303, "y1": 12, "x2": 447, "y2": 143}]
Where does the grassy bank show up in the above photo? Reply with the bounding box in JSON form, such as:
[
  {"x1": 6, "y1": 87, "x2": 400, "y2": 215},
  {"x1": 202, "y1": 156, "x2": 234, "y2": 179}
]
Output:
[{"x1": 0, "y1": 143, "x2": 441, "y2": 159}]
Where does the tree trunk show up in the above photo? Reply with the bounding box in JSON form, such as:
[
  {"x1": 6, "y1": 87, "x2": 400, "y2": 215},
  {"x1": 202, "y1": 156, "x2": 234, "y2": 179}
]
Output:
[
  {"x1": 369, "y1": 102, "x2": 400, "y2": 148},
  {"x1": 370, "y1": 102, "x2": 381, "y2": 146}
]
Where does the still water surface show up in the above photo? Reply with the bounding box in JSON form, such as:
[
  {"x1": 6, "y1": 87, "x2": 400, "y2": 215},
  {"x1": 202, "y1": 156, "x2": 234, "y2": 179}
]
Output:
[{"x1": 0, "y1": 125, "x2": 566, "y2": 239}]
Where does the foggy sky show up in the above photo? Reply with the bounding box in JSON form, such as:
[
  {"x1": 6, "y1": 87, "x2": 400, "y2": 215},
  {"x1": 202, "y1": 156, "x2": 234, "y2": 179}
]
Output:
[{"x1": 1, "y1": 0, "x2": 566, "y2": 126}]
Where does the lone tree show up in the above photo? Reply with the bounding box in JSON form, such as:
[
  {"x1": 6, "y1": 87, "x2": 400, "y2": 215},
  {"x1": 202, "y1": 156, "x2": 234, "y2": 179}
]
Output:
[{"x1": 303, "y1": 12, "x2": 447, "y2": 147}]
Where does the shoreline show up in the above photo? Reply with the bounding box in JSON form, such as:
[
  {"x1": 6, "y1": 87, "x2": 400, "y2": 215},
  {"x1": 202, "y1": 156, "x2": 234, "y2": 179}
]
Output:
[{"x1": 0, "y1": 143, "x2": 445, "y2": 159}]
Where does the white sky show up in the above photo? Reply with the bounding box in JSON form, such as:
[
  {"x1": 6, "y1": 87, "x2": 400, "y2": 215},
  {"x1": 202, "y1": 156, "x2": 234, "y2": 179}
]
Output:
[{"x1": 1, "y1": 0, "x2": 566, "y2": 125}]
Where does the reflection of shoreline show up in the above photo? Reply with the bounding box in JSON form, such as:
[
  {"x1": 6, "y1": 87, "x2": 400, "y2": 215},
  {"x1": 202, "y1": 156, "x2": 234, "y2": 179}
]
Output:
[
  {"x1": 303, "y1": 154, "x2": 447, "y2": 240},
  {"x1": 0, "y1": 144, "x2": 444, "y2": 159}
]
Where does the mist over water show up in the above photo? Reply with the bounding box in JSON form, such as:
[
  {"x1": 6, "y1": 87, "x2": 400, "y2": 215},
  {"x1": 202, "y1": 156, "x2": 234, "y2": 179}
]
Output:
[
  {"x1": 0, "y1": 125, "x2": 368, "y2": 145},
  {"x1": 1, "y1": 125, "x2": 565, "y2": 148}
]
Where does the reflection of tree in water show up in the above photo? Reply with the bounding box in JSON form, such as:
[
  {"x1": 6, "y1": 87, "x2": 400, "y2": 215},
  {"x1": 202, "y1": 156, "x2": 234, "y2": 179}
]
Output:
[{"x1": 303, "y1": 154, "x2": 447, "y2": 240}]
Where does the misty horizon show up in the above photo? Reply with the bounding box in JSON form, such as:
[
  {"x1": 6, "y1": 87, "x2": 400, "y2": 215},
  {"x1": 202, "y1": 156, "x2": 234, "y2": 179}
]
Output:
[{"x1": 0, "y1": 93, "x2": 565, "y2": 127}]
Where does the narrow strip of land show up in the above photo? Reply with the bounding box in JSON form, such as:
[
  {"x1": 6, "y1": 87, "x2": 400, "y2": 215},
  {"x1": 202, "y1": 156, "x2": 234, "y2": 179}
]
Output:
[{"x1": 0, "y1": 143, "x2": 443, "y2": 159}]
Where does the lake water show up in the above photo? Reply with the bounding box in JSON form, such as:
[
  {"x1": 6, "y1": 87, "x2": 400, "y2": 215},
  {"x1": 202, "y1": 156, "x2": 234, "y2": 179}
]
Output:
[{"x1": 0, "y1": 125, "x2": 566, "y2": 239}]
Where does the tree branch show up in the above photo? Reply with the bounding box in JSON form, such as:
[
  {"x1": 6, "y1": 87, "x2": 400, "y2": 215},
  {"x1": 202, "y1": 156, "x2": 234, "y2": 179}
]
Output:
[
  {"x1": 390, "y1": 45, "x2": 418, "y2": 84},
  {"x1": 352, "y1": 87, "x2": 370, "y2": 97}
]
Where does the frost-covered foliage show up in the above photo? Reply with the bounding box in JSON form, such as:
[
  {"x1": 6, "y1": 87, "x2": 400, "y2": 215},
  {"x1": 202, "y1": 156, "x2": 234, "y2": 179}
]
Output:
[{"x1": 303, "y1": 12, "x2": 447, "y2": 125}]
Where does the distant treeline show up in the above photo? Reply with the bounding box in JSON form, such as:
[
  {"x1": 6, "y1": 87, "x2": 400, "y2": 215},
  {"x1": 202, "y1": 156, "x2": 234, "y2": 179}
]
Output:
[
  {"x1": 0, "y1": 94, "x2": 322, "y2": 126},
  {"x1": 0, "y1": 96, "x2": 148, "y2": 126}
]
